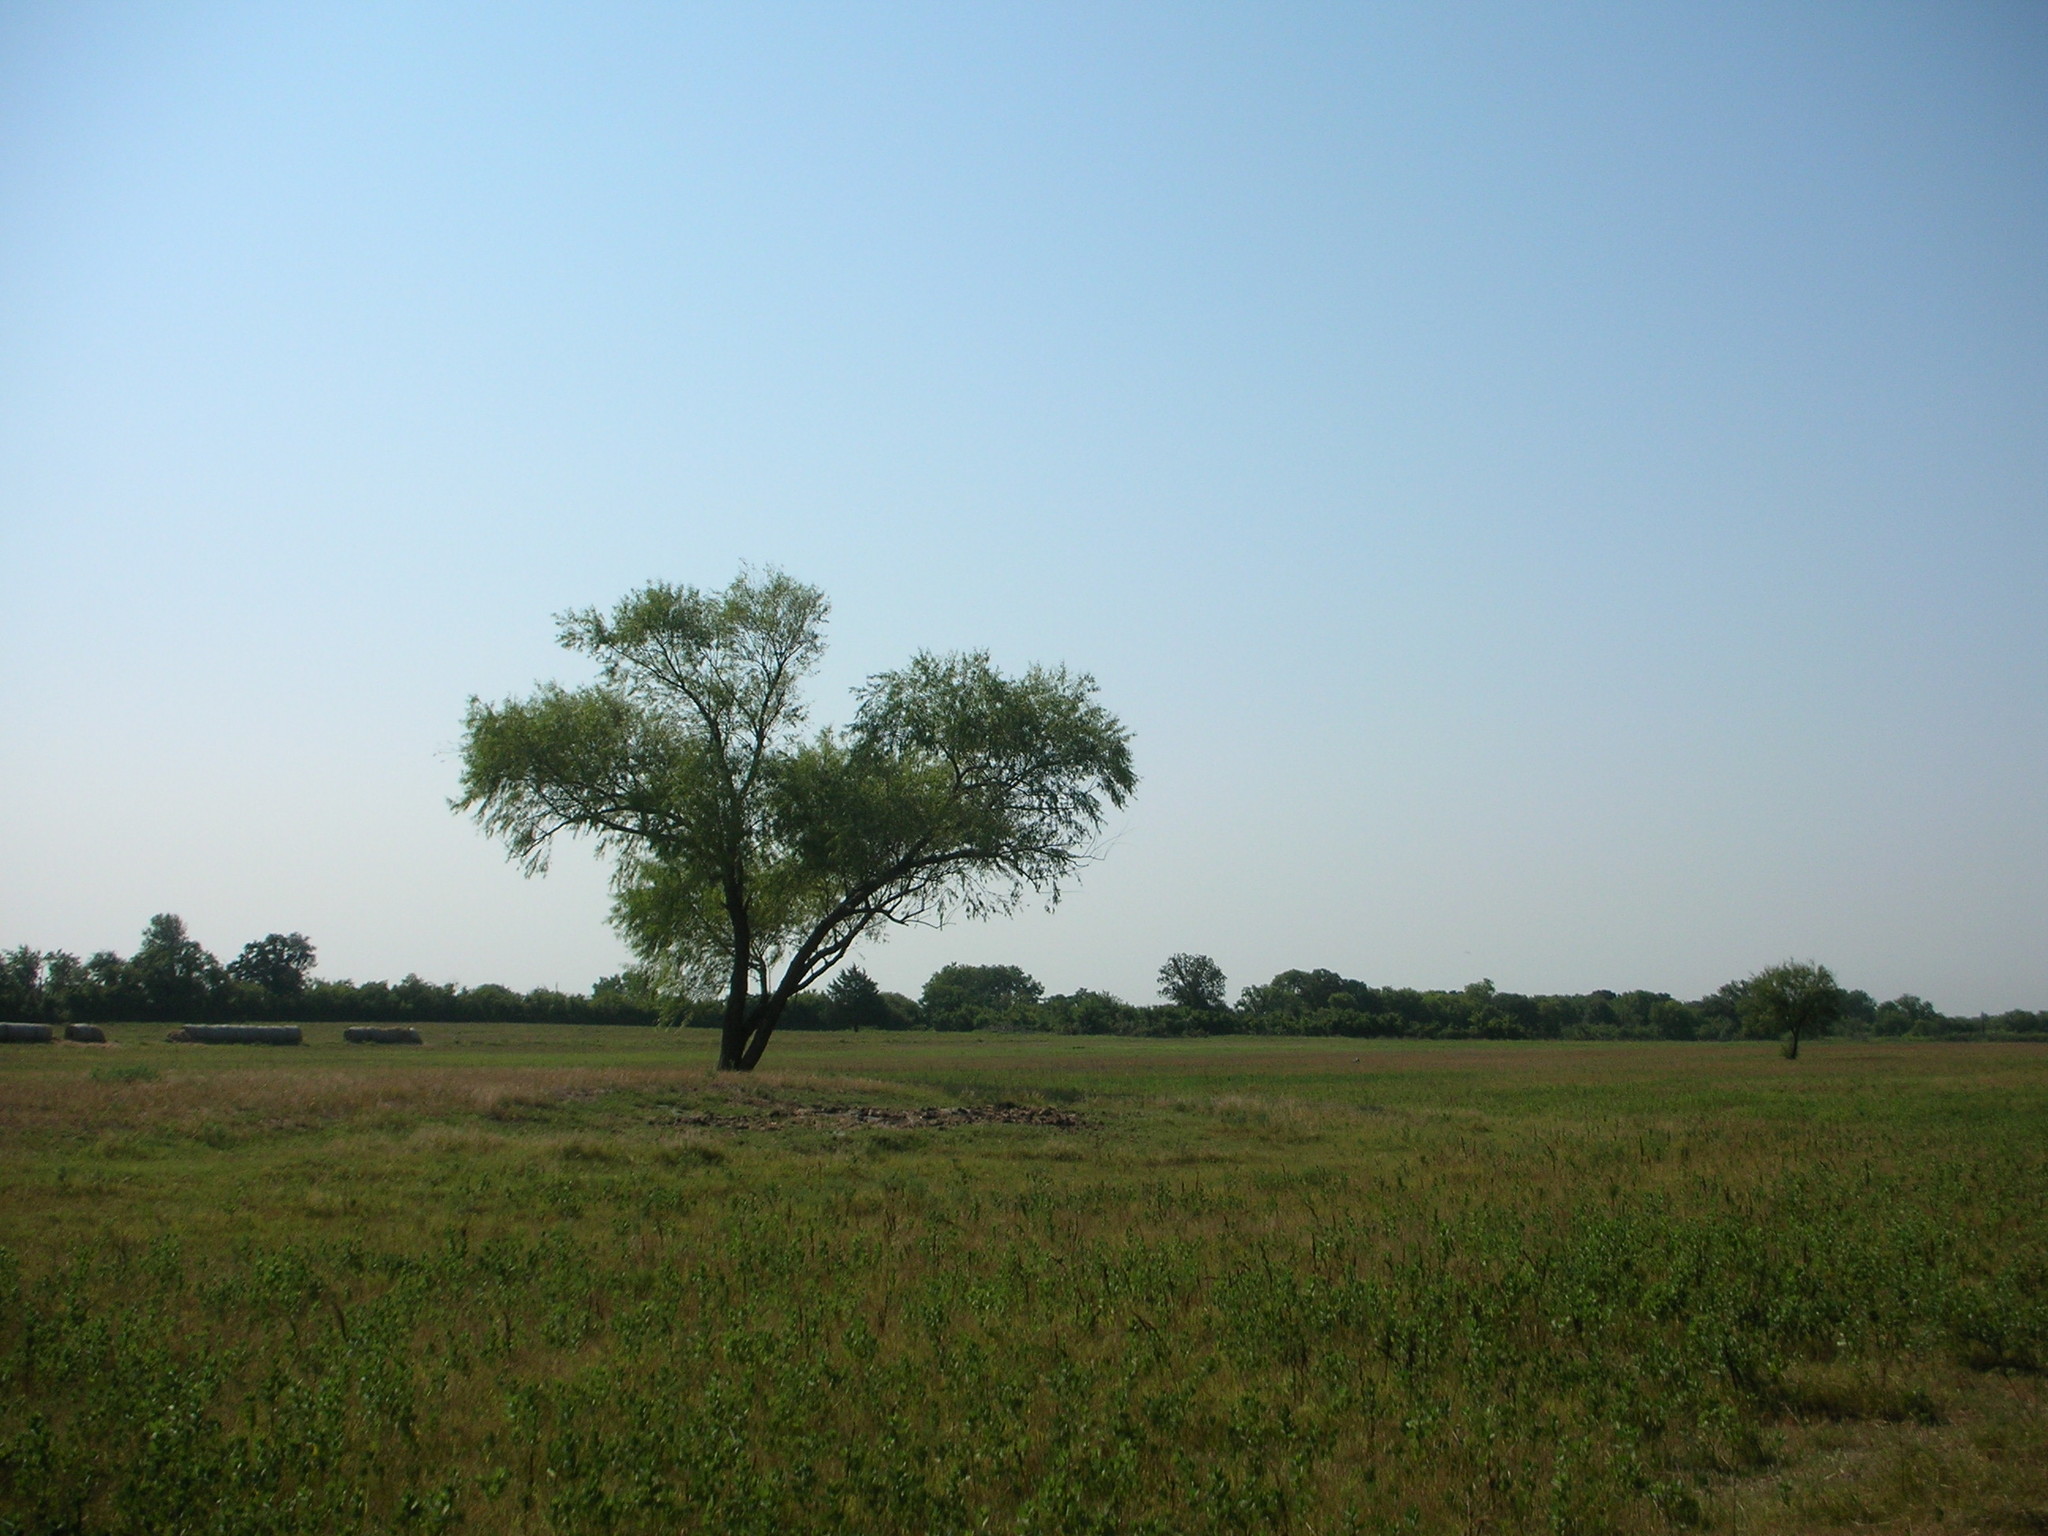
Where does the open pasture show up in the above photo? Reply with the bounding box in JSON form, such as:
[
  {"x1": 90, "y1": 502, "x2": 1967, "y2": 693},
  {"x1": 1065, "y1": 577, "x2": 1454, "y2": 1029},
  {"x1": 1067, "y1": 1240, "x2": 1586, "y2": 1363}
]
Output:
[{"x1": 2, "y1": 1030, "x2": 2044, "y2": 1534}]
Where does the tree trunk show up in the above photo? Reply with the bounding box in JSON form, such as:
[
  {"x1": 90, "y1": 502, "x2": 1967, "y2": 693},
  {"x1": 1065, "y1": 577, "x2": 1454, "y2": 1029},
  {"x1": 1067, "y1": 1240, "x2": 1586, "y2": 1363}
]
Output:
[
  {"x1": 1783, "y1": 1025, "x2": 1801, "y2": 1060},
  {"x1": 738, "y1": 994, "x2": 787, "y2": 1071},
  {"x1": 718, "y1": 997, "x2": 750, "y2": 1070},
  {"x1": 718, "y1": 900, "x2": 752, "y2": 1070}
]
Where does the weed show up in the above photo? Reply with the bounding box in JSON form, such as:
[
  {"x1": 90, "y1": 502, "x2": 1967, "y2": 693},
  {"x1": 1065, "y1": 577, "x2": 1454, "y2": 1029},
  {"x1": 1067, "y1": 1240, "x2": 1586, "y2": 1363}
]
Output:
[{"x1": 88, "y1": 1062, "x2": 159, "y2": 1084}]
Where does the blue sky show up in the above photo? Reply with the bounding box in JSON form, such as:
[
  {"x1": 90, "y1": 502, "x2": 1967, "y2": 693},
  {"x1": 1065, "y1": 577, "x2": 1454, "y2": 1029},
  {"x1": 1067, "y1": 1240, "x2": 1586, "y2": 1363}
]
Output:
[{"x1": 2, "y1": 2, "x2": 2044, "y2": 1011}]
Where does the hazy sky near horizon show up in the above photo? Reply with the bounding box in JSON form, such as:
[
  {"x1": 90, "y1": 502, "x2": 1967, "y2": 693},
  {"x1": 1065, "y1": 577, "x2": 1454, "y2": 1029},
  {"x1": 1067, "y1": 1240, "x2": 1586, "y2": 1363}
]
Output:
[{"x1": 3, "y1": 3, "x2": 2044, "y2": 1012}]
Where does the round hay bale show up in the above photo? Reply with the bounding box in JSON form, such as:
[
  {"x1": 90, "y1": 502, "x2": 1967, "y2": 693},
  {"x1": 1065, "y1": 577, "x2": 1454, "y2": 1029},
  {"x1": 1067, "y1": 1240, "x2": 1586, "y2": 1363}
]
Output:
[
  {"x1": 343, "y1": 1026, "x2": 423, "y2": 1045},
  {"x1": 63, "y1": 1023, "x2": 107, "y2": 1043},
  {"x1": 0, "y1": 1022, "x2": 53, "y2": 1043},
  {"x1": 177, "y1": 1024, "x2": 302, "y2": 1045}
]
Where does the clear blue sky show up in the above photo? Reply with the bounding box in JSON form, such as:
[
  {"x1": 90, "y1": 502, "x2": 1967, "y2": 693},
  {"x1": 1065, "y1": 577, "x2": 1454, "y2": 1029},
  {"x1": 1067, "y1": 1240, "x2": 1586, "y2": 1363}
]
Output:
[{"x1": 3, "y1": 3, "x2": 2044, "y2": 1012}]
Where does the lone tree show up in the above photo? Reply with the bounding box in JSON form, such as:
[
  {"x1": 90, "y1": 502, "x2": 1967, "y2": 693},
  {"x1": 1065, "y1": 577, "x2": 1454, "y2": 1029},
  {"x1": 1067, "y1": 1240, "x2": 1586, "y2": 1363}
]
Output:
[
  {"x1": 824, "y1": 965, "x2": 889, "y2": 1032},
  {"x1": 1740, "y1": 959, "x2": 1846, "y2": 1059},
  {"x1": 1158, "y1": 952, "x2": 1227, "y2": 1011},
  {"x1": 457, "y1": 570, "x2": 1135, "y2": 1070}
]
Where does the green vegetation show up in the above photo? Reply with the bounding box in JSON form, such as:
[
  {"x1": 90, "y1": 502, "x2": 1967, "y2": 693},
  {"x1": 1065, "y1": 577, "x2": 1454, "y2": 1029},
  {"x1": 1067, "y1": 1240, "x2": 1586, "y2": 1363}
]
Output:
[
  {"x1": 915, "y1": 961, "x2": 2048, "y2": 1044},
  {"x1": 8, "y1": 925, "x2": 2046, "y2": 1048},
  {"x1": 1157, "y1": 952, "x2": 1229, "y2": 1012},
  {"x1": 456, "y1": 569, "x2": 1135, "y2": 1069},
  {"x1": 2, "y1": 1030, "x2": 2043, "y2": 1533},
  {"x1": 0, "y1": 919, "x2": 660, "y2": 1030},
  {"x1": 1737, "y1": 960, "x2": 1847, "y2": 1060}
]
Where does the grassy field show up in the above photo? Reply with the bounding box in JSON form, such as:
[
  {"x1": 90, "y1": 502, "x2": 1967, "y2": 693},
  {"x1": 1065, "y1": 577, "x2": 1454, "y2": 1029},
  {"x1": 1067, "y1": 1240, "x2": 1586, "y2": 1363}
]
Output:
[{"x1": 1, "y1": 1028, "x2": 2044, "y2": 1535}]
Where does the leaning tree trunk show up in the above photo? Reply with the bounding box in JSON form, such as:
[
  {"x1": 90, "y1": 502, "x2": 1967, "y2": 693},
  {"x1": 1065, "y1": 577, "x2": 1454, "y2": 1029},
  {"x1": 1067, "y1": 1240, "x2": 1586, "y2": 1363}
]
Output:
[{"x1": 739, "y1": 1004, "x2": 781, "y2": 1071}]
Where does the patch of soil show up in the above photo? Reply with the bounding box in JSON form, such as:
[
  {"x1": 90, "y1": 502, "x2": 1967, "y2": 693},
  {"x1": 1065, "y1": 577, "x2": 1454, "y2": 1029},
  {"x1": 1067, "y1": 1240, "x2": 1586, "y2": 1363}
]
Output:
[{"x1": 663, "y1": 1102, "x2": 1081, "y2": 1130}]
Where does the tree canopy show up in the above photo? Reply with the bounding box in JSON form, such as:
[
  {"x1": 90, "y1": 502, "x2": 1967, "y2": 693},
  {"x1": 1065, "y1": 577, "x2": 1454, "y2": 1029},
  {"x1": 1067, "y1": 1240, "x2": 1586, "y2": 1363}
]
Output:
[
  {"x1": 919, "y1": 963, "x2": 1046, "y2": 1030},
  {"x1": 1157, "y1": 952, "x2": 1228, "y2": 1010},
  {"x1": 456, "y1": 570, "x2": 1135, "y2": 1069},
  {"x1": 227, "y1": 933, "x2": 317, "y2": 997},
  {"x1": 1738, "y1": 959, "x2": 1846, "y2": 1059},
  {"x1": 823, "y1": 966, "x2": 891, "y2": 1032},
  {"x1": 130, "y1": 914, "x2": 224, "y2": 1020}
]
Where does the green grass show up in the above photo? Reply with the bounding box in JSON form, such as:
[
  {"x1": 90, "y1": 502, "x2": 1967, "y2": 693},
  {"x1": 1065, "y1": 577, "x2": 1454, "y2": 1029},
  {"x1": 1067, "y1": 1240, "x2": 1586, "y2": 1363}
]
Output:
[{"x1": 2, "y1": 1028, "x2": 2045, "y2": 1533}]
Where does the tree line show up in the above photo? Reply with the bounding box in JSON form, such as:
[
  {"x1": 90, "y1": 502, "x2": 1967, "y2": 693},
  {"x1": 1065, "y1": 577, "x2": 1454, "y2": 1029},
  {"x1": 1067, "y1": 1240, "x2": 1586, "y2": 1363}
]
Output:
[
  {"x1": 873, "y1": 959, "x2": 2040, "y2": 1043},
  {"x1": 8, "y1": 920, "x2": 2042, "y2": 1043},
  {"x1": 675, "y1": 955, "x2": 2047, "y2": 1043},
  {"x1": 0, "y1": 916, "x2": 658, "y2": 1027}
]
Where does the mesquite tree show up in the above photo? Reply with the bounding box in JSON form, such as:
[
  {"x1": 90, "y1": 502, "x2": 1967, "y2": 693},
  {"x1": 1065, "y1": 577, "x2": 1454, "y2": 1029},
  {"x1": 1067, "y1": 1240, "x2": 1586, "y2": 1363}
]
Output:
[
  {"x1": 1740, "y1": 959, "x2": 1846, "y2": 1059},
  {"x1": 456, "y1": 570, "x2": 1135, "y2": 1070}
]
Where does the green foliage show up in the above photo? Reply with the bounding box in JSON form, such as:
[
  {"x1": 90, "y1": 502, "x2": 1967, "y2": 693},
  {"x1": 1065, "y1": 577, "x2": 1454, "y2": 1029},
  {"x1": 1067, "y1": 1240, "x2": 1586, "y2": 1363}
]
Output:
[
  {"x1": 12, "y1": 915, "x2": 2048, "y2": 1045},
  {"x1": 951, "y1": 963, "x2": 2045, "y2": 1045},
  {"x1": 920, "y1": 964, "x2": 1045, "y2": 1030},
  {"x1": 0, "y1": 945, "x2": 64, "y2": 1023},
  {"x1": 824, "y1": 966, "x2": 893, "y2": 1032},
  {"x1": 88, "y1": 1062, "x2": 160, "y2": 1083},
  {"x1": 4, "y1": 920, "x2": 659, "y2": 1028},
  {"x1": 457, "y1": 571, "x2": 1135, "y2": 1070},
  {"x1": 1875, "y1": 993, "x2": 1942, "y2": 1034},
  {"x1": 129, "y1": 914, "x2": 226, "y2": 1021},
  {"x1": 227, "y1": 932, "x2": 317, "y2": 996},
  {"x1": 1156, "y1": 953, "x2": 1227, "y2": 1011},
  {"x1": 1739, "y1": 960, "x2": 1847, "y2": 1059}
]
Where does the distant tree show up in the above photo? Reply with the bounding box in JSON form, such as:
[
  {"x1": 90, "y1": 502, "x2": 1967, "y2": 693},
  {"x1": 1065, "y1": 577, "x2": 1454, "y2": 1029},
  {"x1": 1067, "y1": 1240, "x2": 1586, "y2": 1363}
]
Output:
[
  {"x1": 1740, "y1": 960, "x2": 1846, "y2": 1060},
  {"x1": 77, "y1": 950, "x2": 139, "y2": 1021},
  {"x1": 1037, "y1": 987, "x2": 1140, "y2": 1035},
  {"x1": 1650, "y1": 997, "x2": 1698, "y2": 1041},
  {"x1": 825, "y1": 965, "x2": 890, "y2": 1032},
  {"x1": 0, "y1": 946, "x2": 47, "y2": 1022},
  {"x1": 1841, "y1": 988, "x2": 1877, "y2": 1032},
  {"x1": 1238, "y1": 968, "x2": 1363, "y2": 1017},
  {"x1": 920, "y1": 964, "x2": 1043, "y2": 1030},
  {"x1": 457, "y1": 571, "x2": 1134, "y2": 1071},
  {"x1": 462, "y1": 983, "x2": 521, "y2": 1019},
  {"x1": 593, "y1": 967, "x2": 669, "y2": 1021},
  {"x1": 1157, "y1": 953, "x2": 1227, "y2": 1011},
  {"x1": 591, "y1": 971, "x2": 640, "y2": 1003},
  {"x1": 129, "y1": 914, "x2": 223, "y2": 1021},
  {"x1": 395, "y1": 974, "x2": 457, "y2": 1017},
  {"x1": 41, "y1": 952, "x2": 90, "y2": 1020},
  {"x1": 227, "y1": 933, "x2": 317, "y2": 997},
  {"x1": 1874, "y1": 994, "x2": 1942, "y2": 1037}
]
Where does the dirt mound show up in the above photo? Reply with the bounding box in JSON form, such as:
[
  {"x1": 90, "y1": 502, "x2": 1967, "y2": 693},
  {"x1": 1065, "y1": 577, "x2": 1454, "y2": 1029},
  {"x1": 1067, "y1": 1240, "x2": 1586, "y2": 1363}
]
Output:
[{"x1": 665, "y1": 1102, "x2": 1080, "y2": 1131}]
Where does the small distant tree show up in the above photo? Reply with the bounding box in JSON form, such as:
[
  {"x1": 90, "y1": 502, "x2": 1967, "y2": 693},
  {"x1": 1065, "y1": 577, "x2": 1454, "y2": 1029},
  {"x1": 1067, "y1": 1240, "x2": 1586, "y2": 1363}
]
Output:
[
  {"x1": 1874, "y1": 994, "x2": 1941, "y2": 1037},
  {"x1": 227, "y1": 933, "x2": 317, "y2": 997},
  {"x1": 0, "y1": 946, "x2": 46, "y2": 1022},
  {"x1": 130, "y1": 914, "x2": 224, "y2": 1021},
  {"x1": 920, "y1": 964, "x2": 1043, "y2": 1030},
  {"x1": 825, "y1": 965, "x2": 889, "y2": 1032},
  {"x1": 1158, "y1": 953, "x2": 1227, "y2": 1011},
  {"x1": 593, "y1": 968, "x2": 669, "y2": 1022},
  {"x1": 1, "y1": 947, "x2": 102, "y2": 1024},
  {"x1": 1740, "y1": 960, "x2": 1846, "y2": 1059}
]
